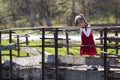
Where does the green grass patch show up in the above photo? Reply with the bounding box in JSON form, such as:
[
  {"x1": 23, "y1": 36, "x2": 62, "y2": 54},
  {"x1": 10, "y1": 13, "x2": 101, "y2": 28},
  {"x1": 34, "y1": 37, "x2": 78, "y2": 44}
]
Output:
[{"x1": 1, "y1": 38, "x2": 120, "y2": 60}]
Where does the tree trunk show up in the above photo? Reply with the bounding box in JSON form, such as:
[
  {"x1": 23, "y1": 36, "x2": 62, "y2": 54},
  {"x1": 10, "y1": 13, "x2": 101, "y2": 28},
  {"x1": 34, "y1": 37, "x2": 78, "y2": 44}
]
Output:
[
  {"x1": 40, "y1": 0, "x2": 52, "y2": 26},
  {"x1": 29, "y1": 1, "x2": 35, "y2": 27},
  {"x1": 68, "y1": 0, "x2": 76, "y2": 26},
  {"x1": 10, "y1": 0, "x2": 16, "y2": 28}
]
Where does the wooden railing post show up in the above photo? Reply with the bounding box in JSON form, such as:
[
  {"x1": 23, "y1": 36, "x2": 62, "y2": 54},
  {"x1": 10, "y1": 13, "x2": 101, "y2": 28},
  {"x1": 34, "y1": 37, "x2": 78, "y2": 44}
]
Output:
[
  {"x1": 99, "y1": 30, "x2": 103, "y2": 51},
  {"x1": 103, "y1": 28, "x2": 108, "y2": 80},
  {"x1": 17, "y1": 35, "x2": 20, "y2": 57},
  {"x1": 9, "y1": 30, "x2": 13, "y2": 80},
  {"x1": 54, "y1": 28, "x2": 58, "y2": 80},
  {"x1": 42, "y1": 28, "x2": 45, "y2": 80},
  {"x1": 103, "y1": 51, "x2": 108, "y2": 80},
  {"x1": 103, "y1": 28, "x2": 107, "y2": 52},
  {"x1": 25, "y1": 34, "x2": 29, "y2": 56},
  {"x1": 0, "y1": 31, "x2": 2, "y2": 80},
  {"x1": 65, "y1": 30, "x2": 69, "y2": 55}
]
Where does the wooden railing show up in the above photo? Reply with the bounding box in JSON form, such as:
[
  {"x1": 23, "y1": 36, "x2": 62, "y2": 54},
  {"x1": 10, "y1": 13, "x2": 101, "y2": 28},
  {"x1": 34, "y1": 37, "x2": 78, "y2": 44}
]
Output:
[{"x1": 0, "y1": 25, "x2": 120, "y2": 80}]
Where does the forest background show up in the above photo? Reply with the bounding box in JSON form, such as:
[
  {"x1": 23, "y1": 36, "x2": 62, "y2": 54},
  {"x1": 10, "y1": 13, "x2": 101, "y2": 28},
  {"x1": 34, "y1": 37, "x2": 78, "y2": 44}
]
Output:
[{"x1": 0, "y1": 0, "x2": 120, "y2": 29}]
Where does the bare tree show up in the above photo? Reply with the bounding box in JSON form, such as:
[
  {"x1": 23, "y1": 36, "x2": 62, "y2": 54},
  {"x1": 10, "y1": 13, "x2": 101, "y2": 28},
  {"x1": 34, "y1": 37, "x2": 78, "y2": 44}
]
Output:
[
  {"x1": 68, "y1": 0, "x2": 76, "y2": 26},
  {"x1": 39, "y1": 0, "x2": 52, "y2": 26}
]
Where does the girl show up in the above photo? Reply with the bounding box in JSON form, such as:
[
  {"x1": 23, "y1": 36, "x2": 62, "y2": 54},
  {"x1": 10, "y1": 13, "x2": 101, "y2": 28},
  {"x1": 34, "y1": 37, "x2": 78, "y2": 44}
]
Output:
[
  {"x1": 74, "y1": 14, "x2": 97, "y2": 56},
  {"x1": 74, "y1": 14, "x2": 98, "y2": 70}
]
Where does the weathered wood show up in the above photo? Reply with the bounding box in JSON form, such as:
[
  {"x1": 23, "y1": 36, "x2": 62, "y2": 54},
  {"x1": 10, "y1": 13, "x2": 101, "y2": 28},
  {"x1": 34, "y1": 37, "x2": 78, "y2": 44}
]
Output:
[
  {"x1": 21, "y1": 44, "x2": 63, "y2": 48},
  {"x1": 0, "y1": 31, "x2": 15, "y2": 34},
  {"x1": 108, "y1": 36, "x2": 120, "y2": 42},
  {"x1": 40, "y1": 37, "x2": 64, "y2": 40},
  {"x1": 0, "y1": 44, "x2": 16, "y2": 51},
  {"x1": 14, "y1": 34, "x2": 30, "y2": 38},
  {"x1": 0, "y1": 24, "x2": 120, "y2": 32},
  {"x1": 1, "y1": 25, "x2": 120, "y2": 80},
  {"x1": 96, "y1": 36, "x2": 120, "y2": 42},
  {"x1": 63, "y1": 44, "x2": 103, "y2": 48},
  {"x1": 107, "y1": 45, "x2": 120, "y2": 49}
]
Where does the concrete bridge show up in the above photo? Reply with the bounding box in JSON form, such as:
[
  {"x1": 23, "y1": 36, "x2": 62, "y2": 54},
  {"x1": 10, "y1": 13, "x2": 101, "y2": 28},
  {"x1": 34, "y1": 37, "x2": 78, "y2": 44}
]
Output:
[{"x1": 2, "y1": 46, "x2": 120, "y2": 80}]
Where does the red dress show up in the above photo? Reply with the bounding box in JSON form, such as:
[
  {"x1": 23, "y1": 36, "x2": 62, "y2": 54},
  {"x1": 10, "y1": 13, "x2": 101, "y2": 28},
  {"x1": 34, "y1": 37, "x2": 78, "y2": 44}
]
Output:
[{"x1": 80, "y1": 26, "x2": 97, "y2": 55}]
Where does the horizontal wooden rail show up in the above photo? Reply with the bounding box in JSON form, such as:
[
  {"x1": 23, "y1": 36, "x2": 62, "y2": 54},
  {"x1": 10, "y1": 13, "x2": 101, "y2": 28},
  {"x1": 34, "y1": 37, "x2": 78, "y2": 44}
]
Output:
[
  {"x1": 20, "y1": 44, "x2": 63, "y2": 48},
  {"x1": 40, "y1": 38, "x2": 63, "y2": 40},
  {"x1": 0, "y1": 24, "x2": 120, "y2": 32},
  {"x1": 96, "y1": 36, "x2": 120, "y2": 41},
  {"x1": 14, "y1": 34, "x2": 30, "y2": 38},
  {"x1": 2, "y1": 54, "x2": 16, "y2": 56},
  {"x1": 62, "y1": 44, "x2": 103, "y2": 47}
]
